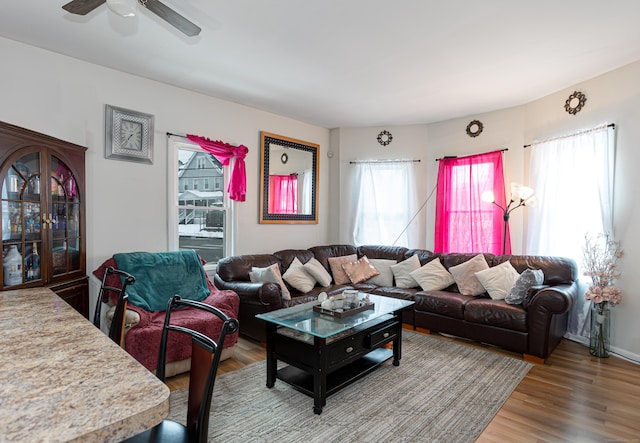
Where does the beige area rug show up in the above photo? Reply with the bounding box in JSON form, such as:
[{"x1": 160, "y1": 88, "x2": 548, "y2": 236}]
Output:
[{"x1": 168, "y1": 331, "x2": 531, "y2": 442}]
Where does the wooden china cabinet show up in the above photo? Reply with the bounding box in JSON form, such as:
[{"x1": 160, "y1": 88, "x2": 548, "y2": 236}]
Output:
[{"x1": 0, "y1": 121, "x2": 88, "y2": 318}]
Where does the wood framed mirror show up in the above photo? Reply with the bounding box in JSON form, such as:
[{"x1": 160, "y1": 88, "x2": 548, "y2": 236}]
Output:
[{"x1": 259, "y1": 132, "x2": 319, "y2": 224}]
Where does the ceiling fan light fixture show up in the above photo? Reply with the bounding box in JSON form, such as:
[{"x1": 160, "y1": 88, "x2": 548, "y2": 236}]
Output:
[{"x1": 106, "y1": 0, "x2": 137, "y2": 17}]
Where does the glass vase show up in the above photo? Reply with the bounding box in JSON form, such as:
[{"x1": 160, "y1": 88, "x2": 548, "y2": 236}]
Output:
[{"x1": 590, "y1": 301, "x2": 610, "y2": 358}]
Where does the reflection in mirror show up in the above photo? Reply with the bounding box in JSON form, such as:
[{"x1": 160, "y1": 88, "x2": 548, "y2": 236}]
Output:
[{"x1": 260, "y1": 132, "x2": 319, "y2": 224}]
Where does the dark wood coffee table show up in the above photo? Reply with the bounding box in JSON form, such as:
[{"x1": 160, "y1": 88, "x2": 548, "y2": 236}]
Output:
[{"x1": 256, "y1": 294, "x2": 414, "y2": 414}]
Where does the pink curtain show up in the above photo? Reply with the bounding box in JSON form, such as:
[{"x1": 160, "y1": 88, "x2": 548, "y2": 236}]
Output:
[
  {"x1": 186, "y1": 134, "x2": 249, "y2": 201},
  {"x1": 268, "y1": 174, "x2": 297, "y2": 214},
  {"x1": 434, "y1": 151, "x2": 508, "y2": 254}
]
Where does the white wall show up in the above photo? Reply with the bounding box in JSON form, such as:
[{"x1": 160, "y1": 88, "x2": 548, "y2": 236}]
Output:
[
  {"x1": 331, "y1": 125, "x2": 429, "y2": 248},
  {"x1": 3, "y1": 35, "x2": 639, "y2": 361},
  {"x1": 330, "y1": 61, "x2": 640, "y2": 361},
  {"x1": 0, "y1": 37, "x2": 330, "y2": 288}
]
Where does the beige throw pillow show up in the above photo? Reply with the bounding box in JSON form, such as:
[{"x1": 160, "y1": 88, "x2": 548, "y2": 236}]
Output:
[
  {"x1": 409, "y1": 258, "x2": 455, "y2": 291},
  {"x1": 390, "y1": 254, "x2": 421, "y2": 288},
  {"x1": 342, "y1": 256, "x2": 380, "y2": 284},
  {"x1": 448, "y1": 254, "x2": 490, "y2": 296},
  {"x1": 283, "y1": 257, "x2": 317, "y2": 293},
  {"x1": 327, "y1": 254, "x2": 358, "y2": 285},
  {"x1": 366, "y1": 259, "x2": 397, "y2": 287},
  {"x1": 303, "y1": 258, "x2": 333, "y2": 287},
  {"x1": 249, "y1": 263, "x2": 291, "y2": 300},
  {"x1": 474, "y1": 261, "x2": 520, "y2": 300}
]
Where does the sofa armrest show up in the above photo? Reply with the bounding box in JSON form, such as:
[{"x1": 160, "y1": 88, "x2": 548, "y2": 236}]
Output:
[
  {"x1": 214, "y1": 274, "x2": 283, "y2": 310},
  {"x1": 526, "y1": 282, "x2": 577, "y2": 359}
]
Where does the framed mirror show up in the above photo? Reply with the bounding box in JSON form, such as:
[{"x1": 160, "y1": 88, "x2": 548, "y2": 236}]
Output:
[{"x1": 259, "y1": 132, "x2": 319, "y2": 224}]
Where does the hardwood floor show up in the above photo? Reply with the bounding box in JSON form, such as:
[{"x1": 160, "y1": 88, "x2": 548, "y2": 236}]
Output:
[{"x1": 165, "y1": 332, "x2": 640, "y2": 442}]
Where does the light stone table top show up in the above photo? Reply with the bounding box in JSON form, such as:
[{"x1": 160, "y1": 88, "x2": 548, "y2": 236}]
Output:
[{"x1": 0, "y1": 288, "x2": 170, "y2": 442}]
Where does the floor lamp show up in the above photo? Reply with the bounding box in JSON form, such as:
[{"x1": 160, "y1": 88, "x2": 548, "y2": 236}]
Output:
[{"x1": 481, "y1": 182, "x2": 537, "y2": 254}]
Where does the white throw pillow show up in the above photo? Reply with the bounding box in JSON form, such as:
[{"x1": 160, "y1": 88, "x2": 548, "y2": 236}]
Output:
[
  {"x1": 410, "y1": 258, "x2": 455, "y2": 291},
  {"x1": 303, "y1": 258, "x2": 333, "y2": 287},
  {"x1": 474, "y1": 261, "x2": 520, "y2": 300},
  {"x1": 249, "y1": 263, "x2": 291, "y2": 300},
  {"x1": 366, "y1": 259, "x2": 397, "y2": 287},
  {"x1": 390, "y1": 254, "x2": 421, "y2": 289},
  {"x1": 448, "y1": 254, "x2": 490, "y2": 296},
  {"x1": 283, "y1": 257, "x2": 317, "y2": 293}
]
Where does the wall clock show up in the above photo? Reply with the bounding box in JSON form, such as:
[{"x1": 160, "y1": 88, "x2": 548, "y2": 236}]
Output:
[
  {"x1": 564, "y1": 91, "x2": 586, "y2": 115},
  {"x1": 377, "y1": 130, "x2": 393, "y2": 146},
  {"x1": 105, "y1": 104, "x2": 154, "y2": 164}
]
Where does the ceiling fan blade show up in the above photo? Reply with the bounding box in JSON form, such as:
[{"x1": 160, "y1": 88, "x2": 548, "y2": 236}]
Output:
[
  {"x1": 62, "y1": 0, "x2": 106, "y2": 15},
  {"x1": 142, "y1": 0, "x2": 201, "y2": 37}
]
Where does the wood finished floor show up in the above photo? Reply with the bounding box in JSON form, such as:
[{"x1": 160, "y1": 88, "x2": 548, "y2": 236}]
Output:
[{"x1": 165, "y1": 332, "x2": 640, "y2": 442}]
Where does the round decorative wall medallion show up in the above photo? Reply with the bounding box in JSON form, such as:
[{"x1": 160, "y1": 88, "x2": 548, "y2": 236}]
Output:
[
  {"x1": 564, "y1": 91, "x2": 586, "y2": 115},
  {"x1": 280, "y1": 152, "x2": 288, "y2": 164},
  {"x1": 466, "y1": 120, "x2": 483, "y2": 137},
  {"x1": 377, "y1": 130, "x2": 393, "y2": 146}
]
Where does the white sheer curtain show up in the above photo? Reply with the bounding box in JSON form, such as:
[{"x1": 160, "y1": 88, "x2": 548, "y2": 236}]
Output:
[
  {"x1": 300, "y1": 168, "x2": 312, "y2": 214},
  {"x1": 526, "y1": 124, "x2": 615, "y2": 339},
  {"x1": 349, "y1": 161, "x2": 418, "y2": 247}
]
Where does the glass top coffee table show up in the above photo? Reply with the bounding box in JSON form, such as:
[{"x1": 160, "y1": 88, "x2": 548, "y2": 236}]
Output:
[{"x1": 257, "y1": 293, "x2": 414, "y2": 414}]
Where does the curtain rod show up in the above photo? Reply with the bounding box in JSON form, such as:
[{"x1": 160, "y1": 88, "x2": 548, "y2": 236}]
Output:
[
  {"x1": 435, "y1": 147, "x2": 508, "y2": 162},
  {"x1": 523, "y1": 123, "x2": 615, "y2": 148},
  {"x1": 349, "y1": 159, "x2": 421, "y2": 164},
  {"x1": 167, "y1": 132, "x2": 189, "y2": 139}
]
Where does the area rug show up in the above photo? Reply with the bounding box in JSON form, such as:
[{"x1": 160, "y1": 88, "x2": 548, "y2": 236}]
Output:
[{"x1": 168, "y1": 331, "x2": 531, "y2": 442}]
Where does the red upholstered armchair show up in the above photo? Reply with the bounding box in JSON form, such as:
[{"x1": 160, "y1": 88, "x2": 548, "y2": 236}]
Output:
[{"x1": 93, "y1": 252, "x2": 240, "y2": 377}]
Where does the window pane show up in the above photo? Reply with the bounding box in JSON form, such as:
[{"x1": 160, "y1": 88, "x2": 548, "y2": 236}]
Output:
[
  {"x1": 178, "y1": 208, "x2": 225, "y2": 263},
  {"x1": 177, "y1": 147, "x2": 226, "y2": 263}
]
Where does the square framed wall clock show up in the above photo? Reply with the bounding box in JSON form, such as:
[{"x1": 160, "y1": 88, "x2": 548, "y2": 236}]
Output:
[{"x1": 105, "y1": 104, "x2": 154, "y2": 164}]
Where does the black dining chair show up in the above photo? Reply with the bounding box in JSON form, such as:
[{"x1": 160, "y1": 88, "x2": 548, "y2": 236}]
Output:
[
  {"x1": 93, "y1": 266, "x2": 136, "y2": 347},
  {"x1": 123, "y1": 295, "x2": 239, "y2": 443}
]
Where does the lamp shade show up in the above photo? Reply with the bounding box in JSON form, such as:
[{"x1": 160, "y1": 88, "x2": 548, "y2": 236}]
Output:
[
  {"x1": 481, "y1": 190, "x2": 495, "y2": 203},
  {"x1": 106, "y1": 0, "x2": 137, "y2": 17}
]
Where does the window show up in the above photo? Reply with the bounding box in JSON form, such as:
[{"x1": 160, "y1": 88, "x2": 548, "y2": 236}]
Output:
[
  {"x1": 526, "y1": 124, "x2": 615, "y2": 339},
  {"x1": 434, "y1": 151, "x2": 508, "y2": 254},
  {"x1": 350, "y1": 161, "x2": 418, "y2": 247},
  {"x1": 169, "y1": 140, "x2": 231, "y2": 266}
]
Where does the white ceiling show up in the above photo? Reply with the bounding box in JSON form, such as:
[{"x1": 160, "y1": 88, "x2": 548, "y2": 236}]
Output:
[{"x1": 2, "y1": 1, "x2": 640, "y2": 129}]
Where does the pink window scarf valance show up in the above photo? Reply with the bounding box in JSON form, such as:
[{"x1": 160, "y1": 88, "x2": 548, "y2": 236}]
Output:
[{"x1": 186, "y1": 134, "x2": 248, "y2": 202}]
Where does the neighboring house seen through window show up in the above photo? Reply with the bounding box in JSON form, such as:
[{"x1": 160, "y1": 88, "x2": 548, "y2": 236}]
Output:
[{"x1": 168, "y1": 139, "x2": 231, "y2": 266}]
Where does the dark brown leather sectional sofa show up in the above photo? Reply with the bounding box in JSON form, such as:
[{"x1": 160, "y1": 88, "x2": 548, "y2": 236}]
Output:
[{"x1": 214, "y1": 244, "x2": 578, "y2": 362}]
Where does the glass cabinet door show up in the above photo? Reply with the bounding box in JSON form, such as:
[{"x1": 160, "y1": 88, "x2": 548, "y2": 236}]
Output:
[
  {"x1": 2, "y1": 152, "x2": 42, "y2": 287},
  {"x1": 51, "y1": 155, "x2": 81, "y2": 276},
  {"x1": 1, "y1": 152, "x2": 82, "y2": 288}
]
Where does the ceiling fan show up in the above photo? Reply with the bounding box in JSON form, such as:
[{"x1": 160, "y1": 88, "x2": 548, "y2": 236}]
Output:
[{"x1": 62, "y1": 0, "x2": 201, "y2": 37}]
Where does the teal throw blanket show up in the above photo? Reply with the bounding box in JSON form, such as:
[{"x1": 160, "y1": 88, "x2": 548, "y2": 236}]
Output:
[{"x1": 113, "y1": 250, "x2": 210, "y2": 311}]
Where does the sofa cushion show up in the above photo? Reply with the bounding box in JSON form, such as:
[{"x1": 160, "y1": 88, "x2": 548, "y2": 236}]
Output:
[
  {"x1": 463, "y1": 298, "x2": 528, "y2": 332},
  {"x1": 250, "y1": 263, "x2": 291, "y2": 300},
  {"x1": 474, "y1": 261, "x2": 520, "y2": 300},
  {"x1": 448, "y1": 253, "x2": 490, "y2": 296},
  {"x1": 342, "y1": 256, "x2": 379, "y2": 284},
  {"x1": 303, "y1": 258, "x2": 333, "y2": 287},
  {"x1": 366, "y1": 258, "x2": 397, "y2": 287},
  {"x1": 282, "y1": 257, "x2": 317, "y2": 293},
  {"x1": 390, "y1": 254, "x2": 421, "y2": 288},
  {"x1": 413, "y1": 290, "x2": 474, "y2": 320},
  {"x1": 410, "y1": 258, "x2": 455, "y2": 291},
  {"x1": 506, "y1": 269, "x2": 544, "y2": 305},
  {"x1": 357, "y1": 245, "x2": 408, "y2": 261},
  {"x1": 328, "y1": 254, "x2": 358, "y2": 284},
  {"x1": 308, "y1": 245, "x2": 358, "y2": 272}
]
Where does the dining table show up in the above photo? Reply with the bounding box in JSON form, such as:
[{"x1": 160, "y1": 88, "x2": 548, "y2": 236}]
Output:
[{"x1": 0, "y1": 287, "x2": 170, "y2": 442}]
